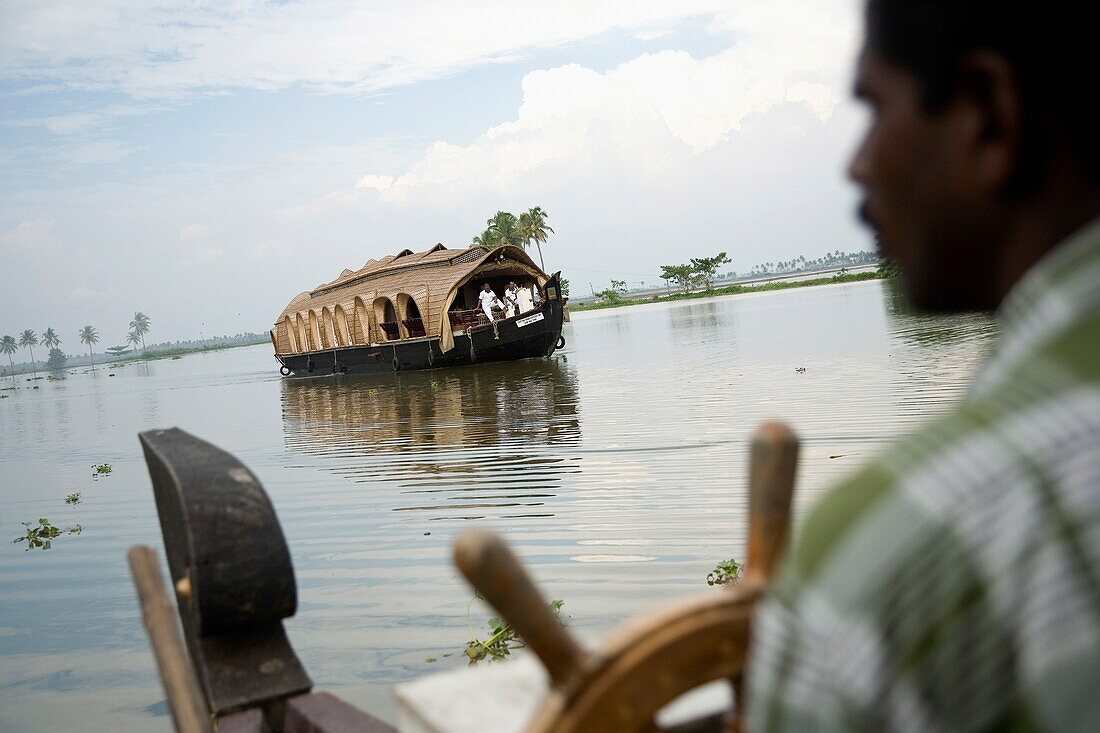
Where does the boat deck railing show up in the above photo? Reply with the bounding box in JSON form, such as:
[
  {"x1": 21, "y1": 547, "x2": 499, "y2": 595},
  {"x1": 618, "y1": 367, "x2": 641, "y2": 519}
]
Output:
[
  {"x1": 379, "y1": 321, "x2": 401, "y2": 340},
  {"x1": 448, "y1": 308, "x2": 489, "y2": 331}
]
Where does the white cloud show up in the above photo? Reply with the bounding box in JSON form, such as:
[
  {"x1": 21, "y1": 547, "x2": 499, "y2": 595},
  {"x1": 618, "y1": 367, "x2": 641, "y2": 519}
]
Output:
[
  {"x1": 56, "y1": 139, "x2": 137, "y2": 167},
  {"x1": 178, "y1": 224, "x2": 212, "y2": 242},
  {"x1": 68, "y1": 285, "x2": 114, "y2": 301},
  {"x1": 41, "y1": 112, "x2": 100, "y2": 134},
  {"x1": 0, "y1": 219, "x2": 63, "y2": 254},
  {"x1": 1, "y1": 1, "x2": 738, "y2": 100},
  {"x1": 354, "y1": 174, "x2": 394, "y2": 191},
  {"x1": 330, "y1": 2, "x2": 858, "y2": 204},
  {"x1": 189, "y1": 246, "x2": 225, "y2": 266},
  {"x1": 174, "y1": 224, "x2": 226, "y2": 266},
  {"x1": 279, "y1": 189, "x2": 363, "y2": 222}
]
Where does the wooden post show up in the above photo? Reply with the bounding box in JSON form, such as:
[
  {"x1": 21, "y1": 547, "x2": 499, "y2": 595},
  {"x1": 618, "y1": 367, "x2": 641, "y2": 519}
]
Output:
[
  {"x1": 127, "y1": 545, "x2": 213, "y2": 733},
  {"x1": 729, "y1": 420, "x2": 799, "y2": 732},
  {"x1": 744, "y1": 421, "x2": 798, "y2": 586}
]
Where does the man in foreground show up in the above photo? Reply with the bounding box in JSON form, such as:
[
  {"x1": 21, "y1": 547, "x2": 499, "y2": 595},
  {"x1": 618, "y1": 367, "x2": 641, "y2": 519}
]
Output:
[{"x1": 747, "y1": 1, "x2": 1099, "y2": 730}]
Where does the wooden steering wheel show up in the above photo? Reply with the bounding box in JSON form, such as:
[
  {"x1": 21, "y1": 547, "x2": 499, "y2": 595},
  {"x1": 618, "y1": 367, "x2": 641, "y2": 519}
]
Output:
[{"x1": 454, "y1": 421, "x2": 798, "y2": 733}]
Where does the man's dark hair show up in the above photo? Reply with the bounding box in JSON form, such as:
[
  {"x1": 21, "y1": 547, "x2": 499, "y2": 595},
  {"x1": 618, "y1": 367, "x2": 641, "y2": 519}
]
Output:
[{"x1": 866, "y1": 0, "x2": 1099, "y2": 187}]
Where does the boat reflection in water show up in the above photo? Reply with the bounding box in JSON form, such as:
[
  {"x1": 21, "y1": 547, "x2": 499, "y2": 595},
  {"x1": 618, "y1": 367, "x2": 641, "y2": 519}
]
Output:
[{"x1": 279, "y1": 356, "x2": 581, "y2": 521}]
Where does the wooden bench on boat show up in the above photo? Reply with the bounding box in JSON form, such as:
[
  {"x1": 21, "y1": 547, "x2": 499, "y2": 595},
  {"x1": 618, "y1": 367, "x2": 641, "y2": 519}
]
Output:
[{"x1": 127, "y1": 422, "x2": 798, "y2": 732}]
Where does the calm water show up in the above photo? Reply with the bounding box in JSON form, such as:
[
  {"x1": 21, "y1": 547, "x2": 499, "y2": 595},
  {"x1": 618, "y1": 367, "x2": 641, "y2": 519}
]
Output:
[{"x1": 0, "y1": 280, "x2": 995, "y2": 731}]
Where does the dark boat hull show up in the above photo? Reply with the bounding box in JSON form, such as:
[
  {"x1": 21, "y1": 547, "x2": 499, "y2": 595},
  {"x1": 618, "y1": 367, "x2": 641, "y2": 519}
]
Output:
[{"x1": 276, "y1": 285, "x2": 565, "y2": 377}]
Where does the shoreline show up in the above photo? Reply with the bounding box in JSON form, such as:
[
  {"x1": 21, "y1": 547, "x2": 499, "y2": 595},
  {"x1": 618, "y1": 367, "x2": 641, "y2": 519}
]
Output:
[
  {"x1": 1, "y1": 338, "x2": 269, "y2": 380},
  {"x1": 568, "y1": 270, "x2": 891, "y2": 313}
]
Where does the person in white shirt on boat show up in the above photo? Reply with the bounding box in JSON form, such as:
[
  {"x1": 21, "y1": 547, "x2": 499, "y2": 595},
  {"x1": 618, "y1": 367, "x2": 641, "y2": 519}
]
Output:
[
  {"x1": 478, "y1": 283, "x2": 501, "y2": 322},
  {"x1": 504, "y1": 282, "x2": 520, "y2": 318},
  {"x1": 516, "y1": 283, "x2": 535, "y2": 314}
]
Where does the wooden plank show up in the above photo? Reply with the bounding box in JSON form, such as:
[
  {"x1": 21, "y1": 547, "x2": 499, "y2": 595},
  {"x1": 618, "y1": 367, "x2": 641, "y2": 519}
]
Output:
[
  {"x1": 285, "y1": 692, "x2": 397, "y2": 733},
  {"x1": 216, "y1": 709, "x2": 263, "y2": 733},
  {"x1": 127, "y1": 545, "x2": 213, "y2": 733}
]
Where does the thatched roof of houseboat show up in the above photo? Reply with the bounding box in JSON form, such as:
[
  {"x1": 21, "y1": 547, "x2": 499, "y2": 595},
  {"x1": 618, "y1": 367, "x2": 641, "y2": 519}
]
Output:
[{"x1": 271, "y1": 244, "x2": 545, "y2": 355}]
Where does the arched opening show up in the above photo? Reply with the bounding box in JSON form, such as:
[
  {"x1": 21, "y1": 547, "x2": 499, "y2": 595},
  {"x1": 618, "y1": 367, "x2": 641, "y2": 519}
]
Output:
[
  {"x1": 296, "y1": 313, "x2": 311, "y2": 351},
  {"x1": 374, "y1": 297, "x2": 399, "y2": 341},
  {"x1": 308, "y1": 311, "x2": 323, "y2": 350},
  {"x1": 333, "y1": 305, "x2": 351, "y2": 346},
  {"x1": 353, "y1": 297, "x2": 370, "y2": 344},
  {"x1": 397, "y1": 293, "x2": 426, "y2": 338},
  {"x1": 283, "y1": 315, "x2": 299, "y2": 352},
  {"x1": 320, "y1": 307, "x2": 335, "y2": 349}
]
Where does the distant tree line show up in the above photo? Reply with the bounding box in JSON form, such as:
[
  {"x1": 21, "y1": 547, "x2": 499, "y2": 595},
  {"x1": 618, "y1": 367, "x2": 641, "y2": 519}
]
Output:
[
  {"x1": 2, "y1": 313, "x2": 150, "y2": 379},
  {"x1": 741, "y1": 250, "x2": 878, "y2": 277}
]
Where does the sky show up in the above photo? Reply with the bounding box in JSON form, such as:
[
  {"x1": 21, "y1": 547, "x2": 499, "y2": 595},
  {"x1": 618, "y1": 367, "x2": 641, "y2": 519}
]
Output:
[{"x1": 0, "y1": 0, "x2": 871, "y2": 347}]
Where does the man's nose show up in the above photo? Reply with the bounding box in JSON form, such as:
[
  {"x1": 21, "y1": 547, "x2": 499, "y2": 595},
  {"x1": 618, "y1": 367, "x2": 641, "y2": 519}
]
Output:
[{"x1": 848, "y1": 135, "x2": 871, "y2": 185}]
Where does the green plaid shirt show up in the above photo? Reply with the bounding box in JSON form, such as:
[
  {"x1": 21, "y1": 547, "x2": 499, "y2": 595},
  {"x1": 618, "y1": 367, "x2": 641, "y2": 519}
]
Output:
[{"x1": 747, "y1": 220, "x2": 1100, "y2": 733}]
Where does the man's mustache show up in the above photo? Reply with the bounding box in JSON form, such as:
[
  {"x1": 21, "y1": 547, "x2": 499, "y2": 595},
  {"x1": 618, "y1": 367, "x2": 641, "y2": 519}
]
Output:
[
  {"x1": 857, "y1": 201, "x2": 884, "y2": 252},
  {"x1": 857, "y1": 200, "x2": 875, "y2": 228}
]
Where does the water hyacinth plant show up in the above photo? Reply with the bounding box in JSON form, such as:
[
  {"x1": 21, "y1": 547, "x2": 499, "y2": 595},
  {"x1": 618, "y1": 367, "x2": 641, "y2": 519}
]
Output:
[
  {"x1": 12, "y1": 519, "x2": 82, "y2": 551},
  {"x1": 464, "y1": 599, "x2": 565, "y2": 663},
  {"x1": 706, "y1": 559, "x2": 743, "y2": 587}
]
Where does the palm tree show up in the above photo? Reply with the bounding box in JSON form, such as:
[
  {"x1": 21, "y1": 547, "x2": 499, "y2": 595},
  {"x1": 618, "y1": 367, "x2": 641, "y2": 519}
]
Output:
[
  {"x1": 487, "y1": 211, "x2": 523, "y2": 250},
  {"x1": 126, "y1": 331, "x2": 142, "y2": 352},
  {"x1": 472, "y1": 228, "x2": 498, "y2": 248},
  {"x1": 79, "y1": 326, "x2": 99, "y2": 369},
  {"x1": 518, "y1": 206, "x2": 554, "y2": 271},
  {"x1": 19, "y1": 330, "x2": 38, "y2": 378},
  {"x1": 1, "y1": 335, "x2": 17, "y2": 384},
  {"x1": 42, "y1": 327, "x2": 61, "y2": 349},
  {"x1": 129, "y1": 312, "x2": 151, "y2": 351}
]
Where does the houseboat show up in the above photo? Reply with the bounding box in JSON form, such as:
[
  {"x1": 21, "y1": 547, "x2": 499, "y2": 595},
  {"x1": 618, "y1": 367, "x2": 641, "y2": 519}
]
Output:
[{"x1": 270, "y1": 243, "x2": 566, "y2": 376}]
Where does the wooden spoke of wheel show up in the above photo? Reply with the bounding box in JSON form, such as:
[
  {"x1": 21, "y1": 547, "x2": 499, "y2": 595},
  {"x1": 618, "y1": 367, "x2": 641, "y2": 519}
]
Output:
[{"x1": 454, "y1": 420, "x2": 798, "y2": 733}]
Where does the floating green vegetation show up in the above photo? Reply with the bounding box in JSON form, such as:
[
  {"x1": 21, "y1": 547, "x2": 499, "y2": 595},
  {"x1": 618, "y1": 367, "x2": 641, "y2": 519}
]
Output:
[
  {"x1": 12, "y1": 519, "x2": 82, "y2": 551},
  {"x1": 464, "y1": 599, "x2": 565, "y2": 663},
  {"x1": 706, "y1": 559, "x2": 743, "y2": 587},
  {"x1": 93, "y1": 463, "x2": 113, "y2": 476},
  {"x1": 65, "y1": 492, "x2": 82, "y2": 504}
]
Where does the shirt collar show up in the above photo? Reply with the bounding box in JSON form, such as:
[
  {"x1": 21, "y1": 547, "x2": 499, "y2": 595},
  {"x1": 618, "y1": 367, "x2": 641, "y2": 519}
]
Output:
[{"x1": 972, "y1": 215, "x2": 1100, "y2": 394}]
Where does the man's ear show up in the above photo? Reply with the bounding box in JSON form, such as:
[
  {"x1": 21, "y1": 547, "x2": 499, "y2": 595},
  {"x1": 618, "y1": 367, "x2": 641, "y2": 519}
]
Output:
[{"x1": 957, "y1": 50, "x2": 1023, "y2": 194}]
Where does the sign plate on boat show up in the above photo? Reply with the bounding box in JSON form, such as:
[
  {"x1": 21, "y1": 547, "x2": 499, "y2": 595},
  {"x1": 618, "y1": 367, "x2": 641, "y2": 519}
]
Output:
[{"x1": 516, "y1": 312, "x2": 544, "y2": 328}]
